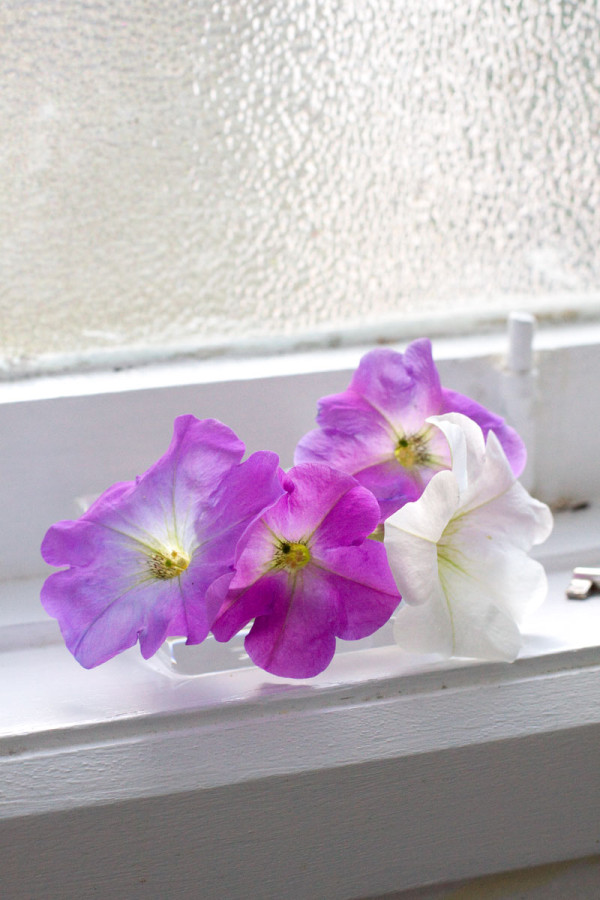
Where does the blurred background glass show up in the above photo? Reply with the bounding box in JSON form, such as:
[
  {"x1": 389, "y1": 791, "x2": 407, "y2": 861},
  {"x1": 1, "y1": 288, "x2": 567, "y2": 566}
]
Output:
[{"x1": 1, "y1": 0, "x2": 599, "y2": 374}]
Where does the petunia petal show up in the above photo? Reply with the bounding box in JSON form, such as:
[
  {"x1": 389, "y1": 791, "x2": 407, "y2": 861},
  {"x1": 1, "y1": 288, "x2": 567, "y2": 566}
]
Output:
[
  {"x1": 459, "y1": 478, "x2": 553, "y2": 550},
  {"x1": 443, "y1": 524, "x2": 549, "y2": 624},
  {"x1": 393, "y1": 583, "x2": 523, "y2": 661},
  {"x1": 313, "y1": 391, "x2": 397, "y2": 442},
  {"x1": 386, "y1": 470, "x2": 460, "y2": 545},
  {"x1": 197, "y1": 450, "x2": 283, "y2": 568},
  {"x1": 384, "y1": 512, "x2": 443, "y2": 607},
  {"x1": 310, "y1": 481, "x2": 381, "y2": 551},
  {"x1": 40, "y1": 417, "x2": 277, "y2": 666},
  {"x1": 116, "y1": 415, "x2": 246, "y2": 552},
  {"x1": 262, "y1": 463, "x2": 363, "y2": 544},
  {"x1": 433, "y1": 420, "x2": 553, "y2": 546},
  {"x1": 211, "y1": 572, "x2": 280, "y2": 643},
  {"x1": 392, "y1": 519, "x2": 527, "y2": 661},
  {"x1": 41, "y1": 564, "x2": 184, "y2": 667},
  {"x1": 427, "y1": 413, "x2": 488, "y2": 495},
  {"x1": 352, "y1": 461, "x2": 428, "y2": 522},
  {"x1": 448, "y1": 597, "x2": 523, "y2": 661},
  {"x1": 295, "y1": 418, "x2": 396, "y2": 476},
  {"x1": 40, "y1": 482, "x2": 135, "y2": 568},
  {"x1": 314, "y1": 541, "x2": 401, "y2": 639},
  {"x1": 437, "y1": 551, "x2": 525, "y2": 660},
  {"x1": 243, "y1": 568, "x2": 340, "y2": 678},
  {"x1": 349, "y1": 341, "x2": 443, "y2": 432},
  {"x1": 392, "y1": 585, "x2": 454, "y2": 657},
  {"x1": 440, "y1": 388, "x2": 526, "y2": 477}
]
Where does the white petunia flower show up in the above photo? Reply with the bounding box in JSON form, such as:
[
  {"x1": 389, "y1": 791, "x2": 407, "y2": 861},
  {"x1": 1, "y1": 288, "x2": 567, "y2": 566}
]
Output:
[{"x1": 384, "y1": 413, "x2": 553, "y2": 661}]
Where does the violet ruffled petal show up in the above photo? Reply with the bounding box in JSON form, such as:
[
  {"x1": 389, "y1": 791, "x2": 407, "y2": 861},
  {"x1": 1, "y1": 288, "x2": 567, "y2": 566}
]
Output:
[
  {"x1": 211, "y1": 463, "x2": 401, "y2": 678},
  {"x1": 262, "y1": 463, "x2": 362, "y2": 544},
  {"x1": 315, "y1": 542, "x2": 402, "y2": 639},
  {"x1": 440, "y1": 388, "x2": 526, "y2": 477},
  {"x1": 41, "y1": 557, "x2": 185, "y2": 667},
  {"x1": 295, "y1": 420, "x2": 395, "y2": 475},
  {"x1": 41, "y1": 416, "x2": 281, "y2": 666},
  {"x1": 295, "y1": 339, "x2": 526, "y2": 520},
  {"x1": 349, "y1": 340, "x2": 442, "y2": 431},
  {"x1": 244, "y1": 569, "x2": 340, "y2": 678},
  {"x1": 210, "y1": 572, "x2": 280, "y2": 643}
]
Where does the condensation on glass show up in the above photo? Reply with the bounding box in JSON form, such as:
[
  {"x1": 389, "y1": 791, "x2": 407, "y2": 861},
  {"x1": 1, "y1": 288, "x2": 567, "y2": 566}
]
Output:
[{"x1": 1, "y1": 1, "x2": 599, "y2": 371}]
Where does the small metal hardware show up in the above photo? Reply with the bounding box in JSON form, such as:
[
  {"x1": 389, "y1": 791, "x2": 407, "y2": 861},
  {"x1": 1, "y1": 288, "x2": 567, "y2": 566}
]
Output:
[{"x1": 566, "y1": 567, "x2": 600, "y2": 600}]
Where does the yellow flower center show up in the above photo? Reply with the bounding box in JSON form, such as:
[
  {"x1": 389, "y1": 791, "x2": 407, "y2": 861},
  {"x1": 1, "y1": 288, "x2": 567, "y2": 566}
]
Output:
[
  {"x1": 394, "y1": 432, "x2": 431, "y2": 470},
  {"x1": 148, "y1": 547, "x2": 190, "y2": 580},
  {"x1": 274, "y1": 540, "x2": 311, "y2": 571}
]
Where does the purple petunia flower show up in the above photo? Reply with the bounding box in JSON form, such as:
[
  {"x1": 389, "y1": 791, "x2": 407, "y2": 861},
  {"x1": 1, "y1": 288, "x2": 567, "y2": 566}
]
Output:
[
  {"x1": 294, "y1": 339, "x2": 526, "y2": 520},
  {"x1": 41, "y1": 416, "x2": 282, "y2": 668},
  {"x1": 209, "y1": 463, "x2": 402, "y2": 678}
]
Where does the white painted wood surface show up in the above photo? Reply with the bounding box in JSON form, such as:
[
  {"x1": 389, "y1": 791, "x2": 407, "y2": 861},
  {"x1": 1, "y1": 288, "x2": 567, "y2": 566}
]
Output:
[
  {"x1": 1, "y1": 325, "x2": 600, "y2": 898},
  {"x1": 1, "y1": 540, "x2": 600, "y2": 897},
  {"x1": 2, "y1": 652, "x2": 600, "y2": 899},
  {"x1": 371, "y1": 856, "x2": 600, "y2": 899}
]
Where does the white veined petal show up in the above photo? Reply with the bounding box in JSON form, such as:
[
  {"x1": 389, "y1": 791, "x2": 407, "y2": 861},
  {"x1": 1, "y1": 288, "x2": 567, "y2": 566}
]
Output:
[
  {"x1": 384, "y1": 522, "x2": 440, "y2": 606},
  {"x1": 392, "y1": 584, "x2": 454, "y2": 656},
  {"x1": 393, "y1": 541, "x2": 524, "y2": 660},
  {"x1": 459, "y1": 428, "x2": 517, "y2": 512},
  {"x1": 439, "y1": 525, "x2": 549, "y2": 626},
  {"x1": 444, "y1": 589, "x2": 523, "y2": 661},
  {"x1": 384, "y1": 469, "x2": 460, "y2": 607},
  {"x1": 428, "y1": 413, "x2": 487, "y2": 494},
  {"x1": 459, "y1": 480, "x2": 553, "y2": 550},
  {"x1": 423, "y1": 423, "x2": 453, "y2": 470},
  {"x1": 386, "y1": 469, "x2": 460, "y2": 543},
  {"x1": 389, "y1": 412, "x2": 553, "y2": 662},
  {"x1": 437, "y1": 535, "x2": 524, "y2": 659}
]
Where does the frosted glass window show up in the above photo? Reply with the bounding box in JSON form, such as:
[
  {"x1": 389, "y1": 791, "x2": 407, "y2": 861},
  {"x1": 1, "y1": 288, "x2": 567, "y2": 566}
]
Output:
[{"x1": 1, "y1": 1, "x2": 599, "y2": 372}]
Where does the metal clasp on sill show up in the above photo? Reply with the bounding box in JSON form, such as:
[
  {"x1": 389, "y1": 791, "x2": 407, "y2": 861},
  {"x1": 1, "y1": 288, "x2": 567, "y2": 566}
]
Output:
[{"x1": 566, "y1": 567, "x2": 600, "y2": 600}]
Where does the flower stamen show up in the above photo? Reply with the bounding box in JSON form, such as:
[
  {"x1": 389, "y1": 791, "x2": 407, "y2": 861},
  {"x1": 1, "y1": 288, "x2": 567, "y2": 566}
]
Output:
[
  {"x1": 394, "y1": 432, "x2": 431, "y2": 469},
  {"x1": 273, "y1": 540, "x2": 311, "y2": 571},
  {"x1": 148, "y1": 547, "x2": 190, "y2": 580}
]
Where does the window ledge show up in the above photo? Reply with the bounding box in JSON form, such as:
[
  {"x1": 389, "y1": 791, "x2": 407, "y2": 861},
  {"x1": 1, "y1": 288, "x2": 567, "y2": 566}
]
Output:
[
  {"x1": 2, "y1": 328, "x2": 600, "y2": 897},
  {"x1": 2, "y1": 506, "x2": 600, "y2": 897}
]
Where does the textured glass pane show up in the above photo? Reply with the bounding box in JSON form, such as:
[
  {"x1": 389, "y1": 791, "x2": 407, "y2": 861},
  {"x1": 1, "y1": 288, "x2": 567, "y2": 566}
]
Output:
[{"x1": 1, "y1": 1, "x2": 599, "y2": 371}]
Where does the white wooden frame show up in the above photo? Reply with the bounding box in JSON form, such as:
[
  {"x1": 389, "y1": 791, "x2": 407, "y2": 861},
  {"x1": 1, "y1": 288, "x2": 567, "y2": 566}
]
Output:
[{"x1": 1, "y1": 323, "x2": 600, "y2": 899}]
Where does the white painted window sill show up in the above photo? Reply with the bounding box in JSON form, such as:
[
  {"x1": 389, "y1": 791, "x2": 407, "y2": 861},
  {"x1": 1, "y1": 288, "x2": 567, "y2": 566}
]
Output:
[
  {"x1": 2, "y1": 500, "x2": 598, "y2": 749},
  {"x1": 2, "y1": 504, "x2": 600, "y2": 896},
  {"x1": 2, "y1": 325, "x2": 600, "y2": 898}
]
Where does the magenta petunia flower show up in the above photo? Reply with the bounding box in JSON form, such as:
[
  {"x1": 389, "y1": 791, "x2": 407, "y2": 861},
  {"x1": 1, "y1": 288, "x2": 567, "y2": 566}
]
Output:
[
  {"x1": 294, "y1": 339, "x2": 526, "y2": 520},
  {"x1": 41, "y1": 416, "x2": 282, "y2": 668},
  {"x1": 209, "y1": 463, "x2": 402, "y2": 678}
]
